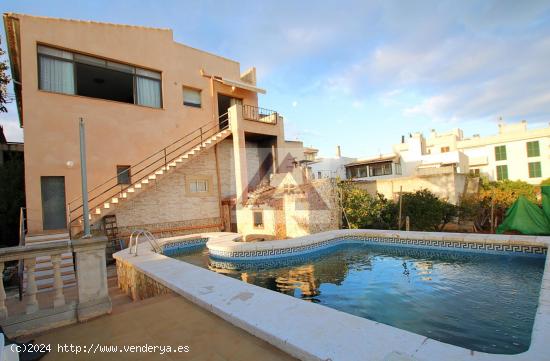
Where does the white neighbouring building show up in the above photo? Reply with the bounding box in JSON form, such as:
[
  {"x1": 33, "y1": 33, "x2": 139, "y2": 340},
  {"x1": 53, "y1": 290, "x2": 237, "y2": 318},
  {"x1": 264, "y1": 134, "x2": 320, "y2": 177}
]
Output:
[
  {"x1": 346, "y1": 120, "x2": 549, "y2": 184},
  {"x1": 339, "y1": 120, "x2": 549, "y2": 204},
  {"x1": 308, "y1": 146, "x2": 357, "y2": 180}
]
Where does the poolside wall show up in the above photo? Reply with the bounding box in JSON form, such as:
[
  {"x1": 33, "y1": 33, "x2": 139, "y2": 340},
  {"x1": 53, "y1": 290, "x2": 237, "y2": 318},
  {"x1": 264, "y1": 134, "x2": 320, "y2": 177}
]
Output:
[{"x1": 116, "y1": 258, "x2": 171, "y2": 301}]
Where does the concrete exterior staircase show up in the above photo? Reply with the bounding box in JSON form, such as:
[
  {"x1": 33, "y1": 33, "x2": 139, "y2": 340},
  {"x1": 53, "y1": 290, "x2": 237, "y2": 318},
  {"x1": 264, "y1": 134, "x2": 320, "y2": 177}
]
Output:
[
  {"x1": 78, "y1": 128, "x2": 232, "y2": 226},
  {"x1": 22, "y1": 232, "x2": 76, "y2": 293}
]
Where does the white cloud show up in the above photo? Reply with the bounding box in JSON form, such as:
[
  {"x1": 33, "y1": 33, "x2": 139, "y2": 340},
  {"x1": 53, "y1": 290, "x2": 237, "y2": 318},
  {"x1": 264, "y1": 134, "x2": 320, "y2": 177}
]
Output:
[
  {"x1": 323, "y1": 4, "x2": 550, "y2": 124},
  {"x1": 292, "y1": 101, "x2": 298, "y2": 107}
]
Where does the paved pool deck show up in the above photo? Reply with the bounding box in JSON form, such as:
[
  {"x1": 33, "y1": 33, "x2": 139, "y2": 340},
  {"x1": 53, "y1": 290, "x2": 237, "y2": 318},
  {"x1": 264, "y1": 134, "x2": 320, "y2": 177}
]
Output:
[{"x1": 32, "y1": 292, "x2": 297, "y2": 361}]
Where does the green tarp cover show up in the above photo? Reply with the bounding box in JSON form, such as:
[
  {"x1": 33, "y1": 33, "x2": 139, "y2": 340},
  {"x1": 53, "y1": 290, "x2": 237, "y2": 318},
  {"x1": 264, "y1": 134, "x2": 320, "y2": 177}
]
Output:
[
  {"x1": 496, "y1": 187, "x2": 550, "y2": 235},
  {"x1": 542, "y1": 186, "x2": 550, "y2": 221}
]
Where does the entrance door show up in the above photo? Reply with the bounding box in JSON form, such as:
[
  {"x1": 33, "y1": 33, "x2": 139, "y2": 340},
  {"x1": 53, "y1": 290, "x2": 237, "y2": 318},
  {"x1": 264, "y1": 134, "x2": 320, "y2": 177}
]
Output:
[
  {"x1": 41, "y1": 176, "x2": 67, "y2": 230},
  {"x1": 221, "y1": 199, "x2": 238, "y2": 233},
  {"x1": 217, "y1": 94, "x2": 241, "y2": 128}
]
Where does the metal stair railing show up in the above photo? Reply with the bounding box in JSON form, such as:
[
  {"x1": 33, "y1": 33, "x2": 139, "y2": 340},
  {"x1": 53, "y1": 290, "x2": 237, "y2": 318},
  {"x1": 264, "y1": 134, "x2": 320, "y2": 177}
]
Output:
[
  {"x1": 67, "y1": 116, "x2": 229, "y2": 235},
  {"x1": 17, "y1": 207, "x2": 26, "y2": 301}
]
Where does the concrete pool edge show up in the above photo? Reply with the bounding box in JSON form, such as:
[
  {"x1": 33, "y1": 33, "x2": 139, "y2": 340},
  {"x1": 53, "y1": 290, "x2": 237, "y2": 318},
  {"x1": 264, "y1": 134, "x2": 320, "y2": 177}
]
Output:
[{"x1": 114, "y1": 230, "x2": 550, "y2": 361}]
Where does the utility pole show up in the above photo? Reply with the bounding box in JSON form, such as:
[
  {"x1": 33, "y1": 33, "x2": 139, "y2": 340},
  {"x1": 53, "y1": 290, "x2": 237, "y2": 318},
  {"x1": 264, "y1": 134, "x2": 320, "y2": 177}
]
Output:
[
  {"x1": 79, "y1": 118, "x2": 91, "y2": 238},
  {"x1": 398, "y1": 186, "x2": 403, "y2": 230}
]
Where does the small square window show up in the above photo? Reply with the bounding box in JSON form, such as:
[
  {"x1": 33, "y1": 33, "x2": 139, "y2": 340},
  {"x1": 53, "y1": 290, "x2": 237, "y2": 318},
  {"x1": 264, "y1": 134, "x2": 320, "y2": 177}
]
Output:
[
  {"x1": 528, "y1": 162, "x2": 542, "y2": 178},
  {"x1": 495, "y1": 145, "x2": 507, "y2": 161},
  {"x1": 183, "y1": 87, "x2": 201, "y2": 108},
  {"x1": 470, "y1": 168, "x2": 480, "y2": 176},
  {"x1": 526, "y1": 141, "x2": 540, "y2": 157},
  {"x1": 117, "y1": 165, "x2": 131, "y2": 184},
  {"x1": 253, "y1": 211, "x2": 264, "y2": 228},
  {"x1": 441, "y1": 146, "x2": 450, "y2": 153},
  {"x1": 189, "y1": 179, "x2": 208, "y2": 193}
]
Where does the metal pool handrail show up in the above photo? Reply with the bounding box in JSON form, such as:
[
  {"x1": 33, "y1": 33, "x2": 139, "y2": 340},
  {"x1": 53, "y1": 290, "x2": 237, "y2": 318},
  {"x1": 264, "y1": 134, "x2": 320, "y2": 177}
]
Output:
[{"x1": 128, "y1": 229, "x2": 161, "y2": 256}]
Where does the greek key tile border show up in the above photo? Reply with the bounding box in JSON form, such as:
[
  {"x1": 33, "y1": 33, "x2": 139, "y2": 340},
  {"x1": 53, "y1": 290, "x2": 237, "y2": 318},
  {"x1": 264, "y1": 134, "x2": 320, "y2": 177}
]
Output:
[
  {"x1": 161, "y1": 237, "x2": 208, "y2": 256},
  {"x1": 208, "y1": 235, "x2": 547, "y2": 260}
]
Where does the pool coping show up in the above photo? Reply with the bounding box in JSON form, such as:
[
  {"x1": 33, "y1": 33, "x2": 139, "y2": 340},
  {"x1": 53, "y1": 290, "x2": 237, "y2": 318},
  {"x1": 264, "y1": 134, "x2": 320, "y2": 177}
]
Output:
[{"x1": 113, "y1": 230, "x2": 550, "y2": 361}]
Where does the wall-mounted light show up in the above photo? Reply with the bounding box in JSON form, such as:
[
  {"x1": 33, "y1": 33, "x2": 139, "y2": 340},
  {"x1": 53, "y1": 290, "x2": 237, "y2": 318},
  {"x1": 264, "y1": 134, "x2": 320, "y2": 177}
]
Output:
[{"x1": 66, "y1": 160, "x2": 74, "y2": 169}]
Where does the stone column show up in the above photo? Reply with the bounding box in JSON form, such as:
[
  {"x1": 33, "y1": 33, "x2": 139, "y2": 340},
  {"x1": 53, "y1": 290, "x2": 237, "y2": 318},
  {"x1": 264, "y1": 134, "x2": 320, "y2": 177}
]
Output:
[
  {"x1": 25, "y1": 258, "x2": 38, "y2": 314},
  {"x1": 72, "y1": 237, "x2": 112, "y2": 321},
  {"x1": 229, "y1": 104, "x2": 250, "y2": 235},
  {"x1": 0, "y1": 262, "x2": 7, "y2": 319},
  {"x1": 51, "y1": 254, "x2": 66, "y2": 308},
  {"x1": 229, "y1": 104, "x2": 249, "y2": 205}
]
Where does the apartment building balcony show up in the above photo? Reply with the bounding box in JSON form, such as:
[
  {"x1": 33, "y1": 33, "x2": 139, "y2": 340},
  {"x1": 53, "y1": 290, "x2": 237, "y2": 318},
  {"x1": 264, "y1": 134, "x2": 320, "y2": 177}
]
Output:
[
  {"x1": 239, "y1": 104, "x2": 283, "y2": 138},
  {"x1": 414, "y1": 150, "x2": 469, "y2": 176}
]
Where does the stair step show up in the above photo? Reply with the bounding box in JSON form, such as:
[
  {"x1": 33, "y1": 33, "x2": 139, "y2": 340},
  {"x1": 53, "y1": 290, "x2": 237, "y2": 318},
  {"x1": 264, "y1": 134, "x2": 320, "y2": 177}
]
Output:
[
  {"x1": 34, "y1": 270, "x2": 74, "y2": 281},
  {"x1": 35, "y1": 253, "x2": 73, "y2": 264},
  {"x1": 112, "y1": 197, "x2": 119, "y2": 204},
  {"x1": 141, "y1": 179, "x2": 149, "y2": 184},
  {"x1": 36, "y1": 278, "x2": 76, "y2": 291},
  {"x1": 25, "y1": 232, "x2": 70, "y2": 244},
  {"x1": 148, "y1": 175, "x2": 156, "y2": 180},
  {"x1": 155, "y1": 170, "x2": 164, "y2": 175},
  {"x1": 135, "y1": 183, "x2": 142, "y2": 189}
]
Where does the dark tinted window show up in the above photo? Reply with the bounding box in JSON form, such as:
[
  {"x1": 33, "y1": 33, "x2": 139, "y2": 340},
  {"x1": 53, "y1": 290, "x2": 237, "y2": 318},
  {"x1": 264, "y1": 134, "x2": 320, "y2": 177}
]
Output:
[{"x1": 76, "y1": 63, "x2": 134, "y2": 104}]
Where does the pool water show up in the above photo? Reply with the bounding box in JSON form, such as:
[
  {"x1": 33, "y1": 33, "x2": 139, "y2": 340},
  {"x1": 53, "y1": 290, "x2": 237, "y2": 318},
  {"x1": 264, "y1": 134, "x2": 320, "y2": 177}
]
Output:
[{"x1": 173, "y1": 243, "x2": 546, "y2": 354}]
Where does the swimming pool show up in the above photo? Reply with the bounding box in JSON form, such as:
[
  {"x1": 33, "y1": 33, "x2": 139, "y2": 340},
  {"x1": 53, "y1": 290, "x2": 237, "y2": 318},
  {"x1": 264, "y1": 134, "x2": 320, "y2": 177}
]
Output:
[{"x1": 172, "y1": 242, "x2": 545, "y2": 354}]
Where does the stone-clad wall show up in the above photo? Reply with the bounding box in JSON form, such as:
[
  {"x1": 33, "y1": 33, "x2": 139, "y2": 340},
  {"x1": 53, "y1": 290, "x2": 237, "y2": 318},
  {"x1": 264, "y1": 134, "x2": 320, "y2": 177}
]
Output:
[
  {"x1": 116, "y1": 217, "x2": 221, "y2": 239},
  {"x1": 238, "y1": 178, "x2": 341, "y2": 239},
  {"x1": 114, "y1": 147, "x2": 221, "y2": 231},
  {"x1": 117, "y1": 259, "x2": 171, "y2": 301}
]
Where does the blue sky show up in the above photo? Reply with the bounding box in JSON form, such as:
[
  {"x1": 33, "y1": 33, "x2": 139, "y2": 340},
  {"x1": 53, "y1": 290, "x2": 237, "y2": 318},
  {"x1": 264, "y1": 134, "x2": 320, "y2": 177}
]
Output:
[{"x1": 1, "y1": 0, "x2": 550, "y2": 157}]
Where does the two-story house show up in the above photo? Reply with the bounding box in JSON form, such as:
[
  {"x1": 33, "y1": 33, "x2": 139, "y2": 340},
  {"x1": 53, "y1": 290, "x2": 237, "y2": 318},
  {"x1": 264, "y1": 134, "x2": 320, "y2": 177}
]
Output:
[{"x1": 4, "y1": 13, "x2": 322, "y2": 241}]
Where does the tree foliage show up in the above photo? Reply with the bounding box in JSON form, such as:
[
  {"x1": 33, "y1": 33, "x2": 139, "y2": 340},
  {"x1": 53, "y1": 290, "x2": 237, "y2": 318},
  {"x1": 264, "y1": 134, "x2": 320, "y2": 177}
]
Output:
[
  {"x1": 541, "y1": 178, "x2": 550, "y2": 186},
  {"x1": 339, "y1": 182, "x2": 455, "y2": 232},
  {"x1": 400, "y1": 189, "x2": 457, "y2": 231},
  {"x1": 339, "y1": 181, "x2": 396, "y2": 229},
  {"x1": 459, "y1": 178, "x2": 538, "y2": 231},
  {"x1": 0, "y1": 38, "x2": 10, "y2": 113}
]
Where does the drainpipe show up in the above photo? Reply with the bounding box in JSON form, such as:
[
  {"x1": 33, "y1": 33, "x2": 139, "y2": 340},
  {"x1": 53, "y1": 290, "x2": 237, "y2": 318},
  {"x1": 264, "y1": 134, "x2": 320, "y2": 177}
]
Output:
[{"x1": 79, "y1": 118, "x2": 91, "y2": 238}]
